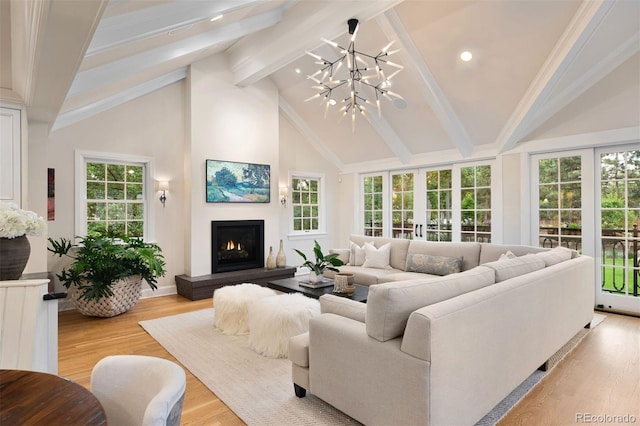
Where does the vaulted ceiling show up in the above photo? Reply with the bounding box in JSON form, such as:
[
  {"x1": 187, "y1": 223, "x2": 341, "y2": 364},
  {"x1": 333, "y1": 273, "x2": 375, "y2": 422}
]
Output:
[{"x1": 2, "y1": 0, "x2": 639, "y2": 170}]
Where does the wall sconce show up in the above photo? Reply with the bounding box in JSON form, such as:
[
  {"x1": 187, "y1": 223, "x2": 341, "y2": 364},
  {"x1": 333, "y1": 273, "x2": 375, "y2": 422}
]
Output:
[
  {"x1": 279, "y1": 186, "x2": 288, "y2": 208},
  {"x1": 157, "y1": 180, "x2": 169, "y2": 207}
]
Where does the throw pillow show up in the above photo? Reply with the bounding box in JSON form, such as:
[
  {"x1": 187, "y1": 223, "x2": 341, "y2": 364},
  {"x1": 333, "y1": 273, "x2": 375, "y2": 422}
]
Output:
[
  {"x1": 499, "y1": 250, "x2": 517, "y2": 261},
  {"x1": 349, "y1": 241, "x2": 372, "y2": 266},
  {"x1": 362, "y1": 242, "x2": 392, "y2": 269},
  {"x1": 405, "y1": 253, "x2": 463, "y2": 276},
  {"x1": 329, "y1": 248, "x2": 351, "y2": 265},
  {"x1": 536, "y1": 246, "x2": 573, "y2": 267}
]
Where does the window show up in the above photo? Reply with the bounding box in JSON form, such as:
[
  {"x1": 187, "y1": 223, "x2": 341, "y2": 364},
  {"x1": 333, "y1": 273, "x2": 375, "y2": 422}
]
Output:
[
  {"x1": 291, "y1": 176, "x2": 320, "y2": 232},
  {"x1": 425, "y1": 169, "x2": 452, "y2": 241},
  {"x1": 460, "y1": 165, "x2": 491, "y2": 242},
  {"x1": 391, "y1": 172, "x2": 414, "y2": 239},
  {"x1": 363, "y1": 174, "x2": 384, "y2": 237},
  {"x1": 76, "y1": 151, "x2": 152, "y2": 239}
]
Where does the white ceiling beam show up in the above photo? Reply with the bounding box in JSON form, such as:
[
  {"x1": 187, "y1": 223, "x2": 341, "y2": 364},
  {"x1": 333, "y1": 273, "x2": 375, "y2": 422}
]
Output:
[
  {"x1": 52, "y1": 68, "x2": 187, "y2": 132},
  {"x1": 279, "y1": 96, "x2": 344, "y2": 171},
  {"x1": 10, "y1": 0, "x2": 108, "y2": 124},
  {"x1": 364, "y1": 113, "x2": 412, "y2": 164},
  {"x1": 495, "y1": 0, "x2": 615, "y2": 153},
  {"x1": 377, "y1": 10, "x2": 474, "y2": 158},
  {"x1": 228, "y1": 0, "x2": 404, "y2": 87},
  {"x1": 67, "y1": 9, "x2": 283, "y2": 99},
  {"x1": 86, "y1": 0, "x2": 259, "y2": 56},
  {"x1": 521, "y1": 31, "x2": 640, "y2": 139}
]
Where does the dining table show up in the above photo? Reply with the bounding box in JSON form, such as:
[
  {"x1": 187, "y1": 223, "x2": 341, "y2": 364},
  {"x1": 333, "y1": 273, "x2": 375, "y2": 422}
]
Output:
[{"x1": 0, "y1": 369, "x2": 107, "y2": 425}]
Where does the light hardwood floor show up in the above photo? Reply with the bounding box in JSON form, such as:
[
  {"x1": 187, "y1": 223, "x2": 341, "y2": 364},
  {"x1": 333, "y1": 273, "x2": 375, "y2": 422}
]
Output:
[{"x1": 58, "y1": 295, "x2": 640, "y2": 425}]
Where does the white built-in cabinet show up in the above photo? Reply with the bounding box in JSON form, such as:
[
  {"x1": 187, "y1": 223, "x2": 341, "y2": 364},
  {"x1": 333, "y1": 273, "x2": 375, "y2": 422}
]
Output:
[{"x1": 0, "y1": 107, "x2": 21, "y2": 205}]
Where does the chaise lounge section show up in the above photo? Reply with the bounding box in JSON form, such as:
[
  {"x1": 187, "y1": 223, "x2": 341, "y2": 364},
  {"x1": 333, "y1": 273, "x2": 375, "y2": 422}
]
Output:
[{"x1": 290, "y1": 236, "x2": 595, "y2": 425}]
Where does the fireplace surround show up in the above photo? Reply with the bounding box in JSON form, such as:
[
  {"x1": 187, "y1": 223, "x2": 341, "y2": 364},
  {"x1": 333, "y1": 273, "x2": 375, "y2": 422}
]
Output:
[{"x1": 211, "y1": 220, "x2": 264, "y2": 273}]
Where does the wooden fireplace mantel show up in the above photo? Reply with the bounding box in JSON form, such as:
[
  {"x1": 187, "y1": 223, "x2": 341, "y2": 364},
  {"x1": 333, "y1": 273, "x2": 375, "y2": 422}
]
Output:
[{"x1": 175, "y1": 266, "x2": 296, "y2": 300}]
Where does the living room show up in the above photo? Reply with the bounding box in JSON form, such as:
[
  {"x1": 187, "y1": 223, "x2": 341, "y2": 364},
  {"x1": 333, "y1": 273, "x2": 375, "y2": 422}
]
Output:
[{"x1": 1, "y1": 0, "x2": 639, "y2": 424}]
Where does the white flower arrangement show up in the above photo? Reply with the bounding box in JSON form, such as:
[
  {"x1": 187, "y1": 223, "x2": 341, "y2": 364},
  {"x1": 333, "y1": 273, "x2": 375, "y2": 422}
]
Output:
[{"x1": 0, "y1": 202, "x2": 47, "y2": 239}]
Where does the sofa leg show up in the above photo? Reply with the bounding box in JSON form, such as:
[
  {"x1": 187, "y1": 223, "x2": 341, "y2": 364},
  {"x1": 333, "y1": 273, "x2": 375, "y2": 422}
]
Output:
[
  {"x1": 584, "y1": 321, "x2": 591, "y2": 329},
  {"x1": 294, "y1": 384, "x2": 306, "y2": 398},
  {"x1": 538, "y1": 361, "x2": 549, "y2": 372}
]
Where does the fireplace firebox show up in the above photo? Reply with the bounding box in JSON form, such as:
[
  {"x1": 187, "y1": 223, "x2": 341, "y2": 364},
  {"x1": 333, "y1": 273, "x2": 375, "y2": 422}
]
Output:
[{"x1": 211, "y1": 220, "x2": 264, "y2": 273}]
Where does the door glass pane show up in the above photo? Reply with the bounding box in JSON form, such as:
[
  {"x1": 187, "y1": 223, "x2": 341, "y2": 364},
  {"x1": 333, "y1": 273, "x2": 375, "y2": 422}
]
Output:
[
  {"x1": 391, "y1": 172, "x2": 414, "y2": 239},
  {"x1": 363, "y1": 175, "x2": 384, "y2": 237},
  {"x1": 460, "y1": 165, "x2": 491, "y2": 242},
  {"x1": 600, "y1": 150, "x2": 640, "y2": 298},
  {"x1": 425, "y1": 169, "x2": 452, "y2": 242},
  {"x1": 537, "y1": 156, "x2": 581, "y2": 251}
]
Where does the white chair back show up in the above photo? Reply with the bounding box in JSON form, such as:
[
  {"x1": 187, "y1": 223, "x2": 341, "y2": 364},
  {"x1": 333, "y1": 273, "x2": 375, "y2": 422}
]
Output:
[{"x1": 91, "y1": 355, "x2": 186, "y2": 426}]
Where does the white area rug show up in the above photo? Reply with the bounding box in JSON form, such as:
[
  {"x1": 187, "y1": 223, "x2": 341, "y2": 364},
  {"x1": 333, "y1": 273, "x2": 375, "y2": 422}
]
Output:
[{"x1": 139, "y1": 309, "x2": 605, "y2": 426}]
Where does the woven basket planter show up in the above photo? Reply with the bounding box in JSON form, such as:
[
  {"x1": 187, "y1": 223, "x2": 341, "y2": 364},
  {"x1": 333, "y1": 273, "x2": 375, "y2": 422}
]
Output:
[{"x1": 69, "y1": 275, "x2": 142, "y2": 317}]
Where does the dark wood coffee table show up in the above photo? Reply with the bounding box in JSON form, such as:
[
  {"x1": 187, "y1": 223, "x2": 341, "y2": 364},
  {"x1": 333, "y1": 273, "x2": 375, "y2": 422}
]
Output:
[{"x1": 267, "y1": 278, "x2": 369, "y2": 302}]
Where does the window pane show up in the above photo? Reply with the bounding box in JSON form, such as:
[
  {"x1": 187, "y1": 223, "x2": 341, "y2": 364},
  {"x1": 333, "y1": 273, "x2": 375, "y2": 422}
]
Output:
[
  {"x1": 127, "y1": 203, "x2": 144, "y2": 220},
  {"x1": 293, "y1": 219, "x2": 302, "y2": 231},
  {"x1": 309, "y1": 180, "x2": 318, "y2": 191},
  {"x1": 461, "y1": 167, "x2": 474, "y2": 188},
  {"x1": 87, "y1": 182, "x2": 105, "y2": 200},
  {"x1": 108, "y1": 203, "x2": 126, "y2": 220},
  {"x1": 461, "y1": 190, "x2": 474, "y2": 209},
  {"x1": 560, "y1": 156, "x2": 581, "y2": 182},
  {"x1": 126, "y1": 183, "x2": 143, "y2": 200},
  {"x1": 107, "y1": 183, "x2": 125, "y2": 200},
  {"x1": 87, "y1": 221, "x2": 107, "y2": 235},
  {"x1": 539, "y1": 185, "x2": 558, "y2": 209},
  {"x1": 441, "y1": 170, "x2": 452, "y2": 189},
  {"x1": 301, "y1": 192, "x2": 309, "y2": 204},
  {"x1": 628, "y1": 181, "x2": 640, "y2": 208},
  {"x1": 539, "y1": 159, "x2": 557, "y2": 184},
  {"x1": 373, "y1": 193, "x2": 382, "y2": 210},
  {"x1": 128, "y1": 221, "x2": 143, "y2": 237},
  {"x1": 293, "y1": 206, "x2": 301, "y2": 217},
  {"x1": 426, "y1": 171, "x2": 438, "y2": 190},
  {"x1": 477, "y1": 188, "x2": 491, "y2": 209},
  {"x1": 87, "y1": 202, "x2": 106, "y2": 220},
  {"x1": 126, "y1": 166, "x2": 143, "y2": 183},
  {"x1": 364, "y1": 194, "x2": 373, "y2": 210},
  {"x1": 310, "y1": 192, "x2": 318, "y2": 204},
  {"x1": 311, "y1": 206, "x2": 318, "y2": 217},
  {"x1": 107, "y1": 164, "x2": 125, "y2": 182},
  {"x1": 364, "y1": 177, "x2": 372, "y2": 193},
  {"x1": 403, "y1": 192, "x2": 413, "y2": 210},
  {"x1": 560, "y1": 183, "x2": 581, "y2": 209},
  {"x1": 373, "y1": 176, "x2": 382, "y2": 192},
  {"x1": 109, "y1": 221, "x2": 126, "y2": 238},
  {"x1": 303, "y1": 206, "x2": 310, "y2": 217},
  {"x1": 476, "y1": 166, "x2": 491, "y2": 186},
  {"x1": 87, "y1": 163, "x2": 105, "y2": 181}
]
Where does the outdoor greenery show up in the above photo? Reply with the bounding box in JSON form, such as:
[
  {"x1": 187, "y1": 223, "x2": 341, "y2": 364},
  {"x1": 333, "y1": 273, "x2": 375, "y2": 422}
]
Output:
[{"x1": 48, "y1": 231, "x2": 166, "y2": 302}]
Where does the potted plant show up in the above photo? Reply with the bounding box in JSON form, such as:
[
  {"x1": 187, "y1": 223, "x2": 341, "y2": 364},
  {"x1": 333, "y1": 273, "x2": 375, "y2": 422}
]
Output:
[
  {"x1": 48, "y1": 231, "x2": 166, "y2": 317},
  {"x1": 294, "y1": 240, "x2": 344, "y2": 283},
  {"x1": 0, "y1": 202, "x2": 46, "y2": 280}
]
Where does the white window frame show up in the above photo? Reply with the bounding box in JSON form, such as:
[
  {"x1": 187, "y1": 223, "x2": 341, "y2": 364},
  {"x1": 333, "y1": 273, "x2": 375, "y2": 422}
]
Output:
[
  {"x1": 75, "y1": 150, "x2": 155, "y2": 241},
  {"x1": 287, "y1": 171, "x2": 326, "y2": 239}
]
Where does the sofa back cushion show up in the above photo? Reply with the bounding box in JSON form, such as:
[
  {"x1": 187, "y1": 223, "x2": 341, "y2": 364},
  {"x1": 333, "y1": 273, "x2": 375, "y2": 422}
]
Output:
[
  {"x1": 350, "y1": 235, "x2": 410, "y2": 270},
  {"x1": 479, "y1": 243, "x2": 548, "y2": 264},
  {"x1": 482, "y1": 255, "x2": 546, "y2": 282},
  {"x1": 407, "y1": 241, "x2": 481, "y2": 271},
  {"x1": 535, "y1": 246, "x2": 573, "y2": 267},
  {"x1": 366, "y1": 266, "x2": 496, "y2": 342}
]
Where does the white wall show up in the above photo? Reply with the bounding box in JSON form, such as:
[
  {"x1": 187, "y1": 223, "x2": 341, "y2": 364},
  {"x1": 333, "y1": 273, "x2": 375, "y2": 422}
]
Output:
[
  {"x1": 45, "y1": 82, "x2": 186, "y2": 299},
  {"x1": 278, "y1": 113, "x2": 344, "y2": 265},
  {"x1": 186, "y1": 54, "x2": 280, "y2": 276}
]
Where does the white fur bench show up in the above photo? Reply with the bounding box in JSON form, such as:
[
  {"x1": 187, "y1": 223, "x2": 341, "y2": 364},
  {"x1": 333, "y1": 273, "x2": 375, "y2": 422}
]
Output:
[
  {"x1": 248, "y1": 293, "x2": 320, "y2": 358},
  {"x1": 213, "y1": 283, "x2": 277, "y2": 335}
]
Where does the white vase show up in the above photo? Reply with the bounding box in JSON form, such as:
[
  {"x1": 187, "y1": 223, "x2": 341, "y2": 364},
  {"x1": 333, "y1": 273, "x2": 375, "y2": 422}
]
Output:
[
  {"x1": 309, "y1": 270, "x2": 323, "y2": 283},
  {"x1": 276, "y1": 239, "x2": 286, "y2": 268}
]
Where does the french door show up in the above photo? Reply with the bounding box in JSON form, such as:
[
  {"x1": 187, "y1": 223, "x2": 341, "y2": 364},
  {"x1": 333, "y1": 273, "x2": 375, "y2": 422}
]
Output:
[
  {"x1": 596, "y1": 147, "x2": 640, "y2": 314},
  {"x1": 360, "y1": 161, "x2": 494, "y2": 242},
  {"x1": 531, "y1": 146, "x2": 640, "y2": 315}
]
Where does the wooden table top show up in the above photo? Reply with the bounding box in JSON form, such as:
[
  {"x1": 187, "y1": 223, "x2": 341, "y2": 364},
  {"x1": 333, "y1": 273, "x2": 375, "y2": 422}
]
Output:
[
  {"x1": 0, "y1": 369, "x2": 107, "y2": 426},
  {"x1": 267, "y1": 277, "x2": 369, "y2": 302}
]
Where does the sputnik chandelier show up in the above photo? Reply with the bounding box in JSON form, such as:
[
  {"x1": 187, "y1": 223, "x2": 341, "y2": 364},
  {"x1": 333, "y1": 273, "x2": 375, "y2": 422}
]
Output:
[{"x1": 305, "y1": 18, "x2": 404, "y2": 131}]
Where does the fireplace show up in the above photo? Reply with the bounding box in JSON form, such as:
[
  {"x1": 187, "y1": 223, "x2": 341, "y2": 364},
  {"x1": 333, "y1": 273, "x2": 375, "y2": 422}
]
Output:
[{"x1": 211, "y1": 220, "x2": 264, "y2": 273}]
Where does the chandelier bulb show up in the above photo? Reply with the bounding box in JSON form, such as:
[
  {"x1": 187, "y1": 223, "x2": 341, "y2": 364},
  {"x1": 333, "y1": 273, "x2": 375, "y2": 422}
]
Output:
[{"x1": 382, "y1": 40, "x2": 395, "y2": 53}]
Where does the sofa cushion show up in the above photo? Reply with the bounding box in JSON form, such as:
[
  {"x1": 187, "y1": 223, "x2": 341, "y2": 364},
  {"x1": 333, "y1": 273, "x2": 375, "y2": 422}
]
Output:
[
  {"x1": 329, "y1": 248, "x2": 351, "y2": 265},
  {"x1": 366, "y1": 266, "x2": 496, "y2": 342},
  {"x1": 350, "y1": 235, "x2": 410, "y2": 270},
  {"x1": 479, "y1": 243, "x2": 548, "y2": 264},
  {"x1": 407, "y1": 241, "x2": 481, "y2": 271},
  {"x1": 378, "y1": 271, "x2": 440, "y2": 283},
  {"x1": 405, "y1": 253, "x2": 463, "y2": 276},
  {"x1": 325, "y1": 265, "x2": 400, "y2": 286},
  {"x1": 482, "y1": 255, "x2": 546, "y2": 282},
  {"x1": 535, "y1": 246, "x2": 573, "y2": 267},
  {"x1": 499, "y1": 250, "x2": 517, "y2": 260},
  {"x1": 362, "y1": 243, "x2": 392, "y2": 269}
]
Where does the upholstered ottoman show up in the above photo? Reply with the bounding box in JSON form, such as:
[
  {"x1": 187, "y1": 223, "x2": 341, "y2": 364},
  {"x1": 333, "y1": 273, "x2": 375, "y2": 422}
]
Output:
[
  {"x1": 213, "y1": 283, "x2": 277, "y2": 335},
  {"x1": 248, "y1": 294, "x2": 320, "y2": 358}
]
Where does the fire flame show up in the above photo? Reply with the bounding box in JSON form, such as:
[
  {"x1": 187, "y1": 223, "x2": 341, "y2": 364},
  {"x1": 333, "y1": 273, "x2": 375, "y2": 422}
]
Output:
[{"x1": 225, "y1": 241, "x2": 241, "y2": 251}]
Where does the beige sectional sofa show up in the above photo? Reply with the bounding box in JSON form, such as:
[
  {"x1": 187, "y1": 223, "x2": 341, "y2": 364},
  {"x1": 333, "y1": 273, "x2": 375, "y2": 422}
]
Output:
[{"x1": 290, "y1": 236, "x2": 595, "y2": 425}]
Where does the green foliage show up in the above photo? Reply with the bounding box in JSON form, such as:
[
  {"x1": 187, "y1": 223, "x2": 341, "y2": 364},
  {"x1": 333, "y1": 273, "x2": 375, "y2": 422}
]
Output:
[
  {"x1": 294, "y1": 240, "x2": 344, "y2": 274},
  {"x1": 242, "y1": 164, "x2": 269, "y2": 187},
  {"x1": 48, "y1": 232, "x2": 166, "y2": 302},
  {"x1": 215, "y1": 167, "x2": 237, "y2": 188}
]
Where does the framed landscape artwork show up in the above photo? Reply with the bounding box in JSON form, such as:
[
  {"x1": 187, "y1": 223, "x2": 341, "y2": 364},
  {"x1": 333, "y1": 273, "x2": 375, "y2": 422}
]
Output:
[{"x1": 206, "y1": 159, "x2": 270, "y2": 203}]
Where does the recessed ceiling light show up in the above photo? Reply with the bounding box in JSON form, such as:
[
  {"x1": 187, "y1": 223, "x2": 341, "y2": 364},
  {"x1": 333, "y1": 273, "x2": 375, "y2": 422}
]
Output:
[
  {"x1": 295, "y1": 68, "x2": 301, "y2": 74},
  {"x1": 210, "y1": 14, "x2": 223, "y2": 22},
  {"x1": 460, "y1": 51, "x2": 473, "y2": 62}
]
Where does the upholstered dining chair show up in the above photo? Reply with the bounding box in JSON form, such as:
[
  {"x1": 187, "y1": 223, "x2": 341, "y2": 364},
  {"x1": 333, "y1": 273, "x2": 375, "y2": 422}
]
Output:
[{"x1": 91, "y1": 355, "x2": 186, "y2": 426}]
